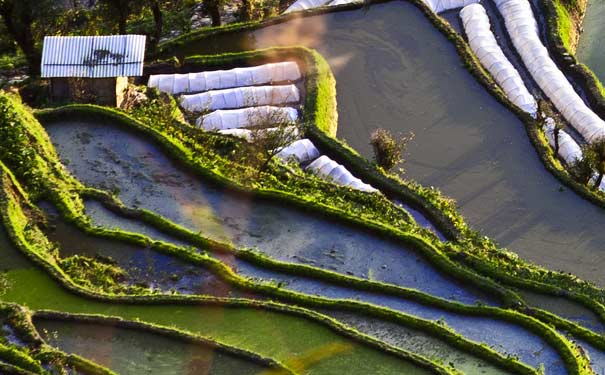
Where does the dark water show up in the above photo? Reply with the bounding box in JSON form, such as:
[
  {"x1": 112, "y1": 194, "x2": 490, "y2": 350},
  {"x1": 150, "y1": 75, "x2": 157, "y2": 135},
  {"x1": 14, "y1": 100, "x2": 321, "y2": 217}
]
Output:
[
  {"x1": 577, "y1": 0, "x2": 605, "y2": 85},
  {"x1": 519, "y1": 290, "x2": 605, "y2": 334},
  {"x1": 321, "y1": 310, "x2": 514, "y2": 375},
  {"x1": 34, "y1": 318, "x2": 271, "y2": 375},
  {"x1": 44, "y1": 120, "x2": 491, "y2": 305},
  {"x1": 176, "y1": 2, "x2": 605, "y2": 287},
  {"x1": 39, "y1": 201, "x2": 235, "y2": 296}
]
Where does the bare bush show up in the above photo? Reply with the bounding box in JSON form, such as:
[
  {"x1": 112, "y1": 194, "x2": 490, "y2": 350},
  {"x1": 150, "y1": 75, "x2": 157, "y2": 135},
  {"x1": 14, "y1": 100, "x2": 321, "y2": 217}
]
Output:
[{"x1": 370, "y1": 128, "x2": 413, "y2": 171}]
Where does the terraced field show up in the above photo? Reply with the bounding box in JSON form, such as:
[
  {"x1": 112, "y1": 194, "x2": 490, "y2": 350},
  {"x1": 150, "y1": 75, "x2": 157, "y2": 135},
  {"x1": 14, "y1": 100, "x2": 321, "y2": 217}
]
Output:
[{"x1": 2, "y1": 0, "x2": 605, "y2": 374}]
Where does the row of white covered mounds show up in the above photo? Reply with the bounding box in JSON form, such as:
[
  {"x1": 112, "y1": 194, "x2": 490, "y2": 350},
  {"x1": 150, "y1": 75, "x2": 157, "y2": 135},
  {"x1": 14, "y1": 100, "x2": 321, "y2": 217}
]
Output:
[
  {"x1": 180, "y1": 85, "x2": 300, "y2": 112},
  {"x1": 460, "y1": 3, "x2": 537, "y2": 117},
  {"x1": 494, "y1": 0, "x2": 605, "y2": 142},
  {"x1": 306, "y1": 155, "x2": 378, "y2": 192},
  {"x1": 284, "y1": 0, "x2": 477, "y2": 13},
  {"x1": 197, "y1": 106, "x2": 299, "y2": 130},
  {"x1": 148, "y1": 62, "x2": 301, "y2": 95}
]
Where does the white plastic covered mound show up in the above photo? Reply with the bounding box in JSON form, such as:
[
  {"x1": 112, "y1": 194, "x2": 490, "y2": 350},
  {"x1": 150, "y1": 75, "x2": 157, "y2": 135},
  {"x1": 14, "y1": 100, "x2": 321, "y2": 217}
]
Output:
[
  {"x1": 197, "y1": 106, "x2": 299, "y2": 131},
  {"x1": 460, "y1": 4, "x2": 537, "y2": 116},
  {"x1": 306, "y1": 155, "x2": 378, "y2": 192},
  {"x1": 148, "y1": 62, "x2": 301, "y2": 95},
  {"x1": 218, "y1": 126, "x2": 300, "y2": 141},
  {"x1": 543, "y1": 118, "x2": 582, "y2": 165},
  {"x1": 495, "y1": 0, "x2": 605, "y2": 142},
  {"x1": 276, "y1": 139, "x2": 321, "y2": 164},
  {"x1": 328, "y1": 0, "x2": 363, "y2": 6},
  {"x1": 284, "y1": 0, "x2": 332, "y2": 13},
  {"x1": 180, "y1": 85, "x2": 300, "y2": 112},
  {"x1": 422, "y1": 0, "x2": 478, "y2": 13}
]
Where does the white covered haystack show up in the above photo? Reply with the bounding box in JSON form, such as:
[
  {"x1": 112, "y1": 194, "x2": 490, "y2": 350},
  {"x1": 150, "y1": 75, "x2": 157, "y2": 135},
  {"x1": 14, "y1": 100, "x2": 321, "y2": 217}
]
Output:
[
  {"x1": 197, "y1": 106, "x2": 299, "y2": 130},
  {"x1": 180, "y1": 85, "x2": 300, "y2": 112},
  {"x1": 495, "y1": 0, "x2": 605, "y2": 142},
  {"x1": 422, "y1": 0, "x2": 479, "y2": 13},
  {"x1": 218, "y1": 126, "x2": 300, "y2": 141},
  {"x1": 460, "y1": 3, "x2": 537, "y2": 116},
  {"x1": 284, "y1": 0, "x2": 332, "y2": 13},
  {"x1": 148, "y1": 62, "x2": 301, "y2": 95},
  {"x1": 306, "y1": 155, "x2": 377, "y2": 192},
  {"x1": 276, "y1": 139, "x2": 321, "y2": 164}
]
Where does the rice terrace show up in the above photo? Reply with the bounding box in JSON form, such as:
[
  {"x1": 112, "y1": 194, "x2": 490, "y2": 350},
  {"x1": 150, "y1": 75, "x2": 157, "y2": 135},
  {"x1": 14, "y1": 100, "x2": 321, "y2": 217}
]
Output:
[{"x1": 1, "y1": 0, "x2": 605, "y2": 373}]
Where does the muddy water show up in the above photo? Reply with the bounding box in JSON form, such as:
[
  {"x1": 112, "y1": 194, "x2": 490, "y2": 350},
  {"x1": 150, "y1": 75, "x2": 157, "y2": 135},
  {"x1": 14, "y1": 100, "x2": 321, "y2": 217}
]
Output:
[
  {"x1": 34, "y1": 318, "x2": 269, "y2": 375},
  {"x1": 519, "y1": 290, "x2": 605, "y2": 334},
  {"x1": 577, "y1": 0, "x2": 605, "y2": 85},
  {"x1": 39, "y1": 202, "x2": 233, "y2": 296},
  {"x1": 44, "y1": 120, "x2": 493, "y2": 305},
  {"x1": 176, "y1": 2, "x2": 605, "y2": 287},
  {"x1": 84, "y1": 199, "x2": 191, "y2": 249},
  {"x1": 322, "y1": 310, "x2": 514, "y2": 375},
  {"x1": 0, "y1": 224, "x2": 435, "y2": 375},
  {"x1": 76, "y1": 198, "x2": 568, "y2": 370}
]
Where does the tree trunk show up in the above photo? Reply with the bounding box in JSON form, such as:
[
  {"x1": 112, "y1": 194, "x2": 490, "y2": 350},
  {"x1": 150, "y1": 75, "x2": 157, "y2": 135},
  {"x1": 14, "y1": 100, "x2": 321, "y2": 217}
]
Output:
[
  {"x1": 118, "y1": 14, "x2": 127, "y2": 34},
  {"x1": 0, "y1": 3, "x2": 40, "y2": 76},
  {"x1": 279, "y1": 0, "x2": 289, "y2": 12},
  {"x1": 594, "y1": 172, "x2": 604, "y2": 190},
  {"x1": 149, "y1": 0, "x2": 163, "y2": 52},
  {"x1": 240, "y1": 0, "x2": 252, "y2": 21},
  {"x1": 209, "y1": 0, "x2": 221, "y2": 26}
]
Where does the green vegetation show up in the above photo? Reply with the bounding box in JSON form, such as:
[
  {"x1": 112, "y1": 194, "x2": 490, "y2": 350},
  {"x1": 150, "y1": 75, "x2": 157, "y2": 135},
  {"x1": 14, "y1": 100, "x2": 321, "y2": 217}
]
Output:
[{"x1": 2, "y1": 1, "x2": 605, "y2": 373}]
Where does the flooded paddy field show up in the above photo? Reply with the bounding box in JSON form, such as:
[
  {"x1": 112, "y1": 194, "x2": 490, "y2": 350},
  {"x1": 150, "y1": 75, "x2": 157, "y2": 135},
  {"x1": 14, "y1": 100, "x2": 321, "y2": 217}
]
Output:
[
  {"x1": 0, "y1": 225, "x2": 434, "y2": 375},
  {"x1": 34, "y1": 317, "x2": 269, "y2": 375},
  {"x1": 321, "y1": 310, "x2": 515, "y2": 375},
  {"x1": 519, "y1": 290, "x2": 605, "y2": 334},
  {"x1": 39, "y1": 201, "x2": 234, "y2": 296},
  {"x1": 577, "y1": 0, "x2": 605, "y2": 85},
  {"x1": 175, "y1": 1, "x2": 605, "y2": 287},
  {"x1": 44, "y1": 119, "x2": 491, "y2": 305}
]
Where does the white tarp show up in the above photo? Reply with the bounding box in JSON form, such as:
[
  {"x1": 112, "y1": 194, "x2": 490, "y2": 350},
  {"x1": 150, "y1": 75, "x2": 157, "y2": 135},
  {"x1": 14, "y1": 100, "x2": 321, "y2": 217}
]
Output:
[
  {"x1": 328, "y1": 0, "x2": 362, "y2": 6},
  {"x1": 306, "y1": 155, "x2": 377, "y2": 192},
  {"x1": 423, "y1": 0, "x2": 478, "y2": 13},
  {"x1": 495, "y1": 0, "x2": 605, "y2": 142},
  {"x1": 218, "y1": 126, "x2": 300, "y2": 142},
  {"x1": 284, "y1": 0, "x2": 332, "y2": 13},
  {"x1": 148, "y1": 62, "x2": 301, "y2": 95},
  {"x1": 543, "y1": 118, "x2": 582, "y2": 165},
  {"x1": 180, "y1": 85, "x2": 300, "y2": 112},
  {"x1": 460, "y1": 4, "x2": 537, "y2": 116},
  {"x1": 276, "y1": 139, "x2": 321, "y2": 164},
  {"x1": 197, "y1": 106, "x2": 299, "y2": 130}
]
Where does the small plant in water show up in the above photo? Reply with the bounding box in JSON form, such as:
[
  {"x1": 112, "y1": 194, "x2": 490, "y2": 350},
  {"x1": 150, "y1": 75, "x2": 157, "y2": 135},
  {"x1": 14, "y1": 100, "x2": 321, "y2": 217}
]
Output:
[{"x1": 370, "y1": 128, "x2": 414, "y2": 172}]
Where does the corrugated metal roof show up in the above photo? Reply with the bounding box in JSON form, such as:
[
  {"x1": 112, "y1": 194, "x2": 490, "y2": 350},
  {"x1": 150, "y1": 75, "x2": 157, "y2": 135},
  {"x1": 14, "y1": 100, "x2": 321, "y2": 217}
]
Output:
[{"x1": 41, "y1": 35, "x2": 146, "y2": 78}]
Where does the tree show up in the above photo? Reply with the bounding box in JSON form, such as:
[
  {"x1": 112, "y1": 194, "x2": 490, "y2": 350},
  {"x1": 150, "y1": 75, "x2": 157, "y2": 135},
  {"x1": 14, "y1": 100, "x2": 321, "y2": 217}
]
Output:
[
  {"x1": 97, "y1": 0, "x2": 136, "y2": 34},
  {"x1": 244, "y1": 108, "x2": 301, "y2": 175},
  {"x1": 239, "y1": 0, "x2": 254, "y2": 21},
  {"x1": 0, "y1": 0, "x2": 56, "y2": 76},
  {"x1": 569, "y1": 156, "x2": 593, "y2": 186},
  {"x1": 279, "y1": 0, "x2": 290, "y2": 12},
  {"x1": 584, "y1": 137, "x2": 605, "y2": 190},
  {"x1": 370, "y1": 128, "x2": 414, "y2": 171},
  {"x1": 202, "y1": 0, "x2": 222, "y2": 26},
  {"x1": 147, "y1": 0, "x2": 163, "y2": 52},
  {"x1": 552, "y1": 121, "x2": 565, "y2": 155}
]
